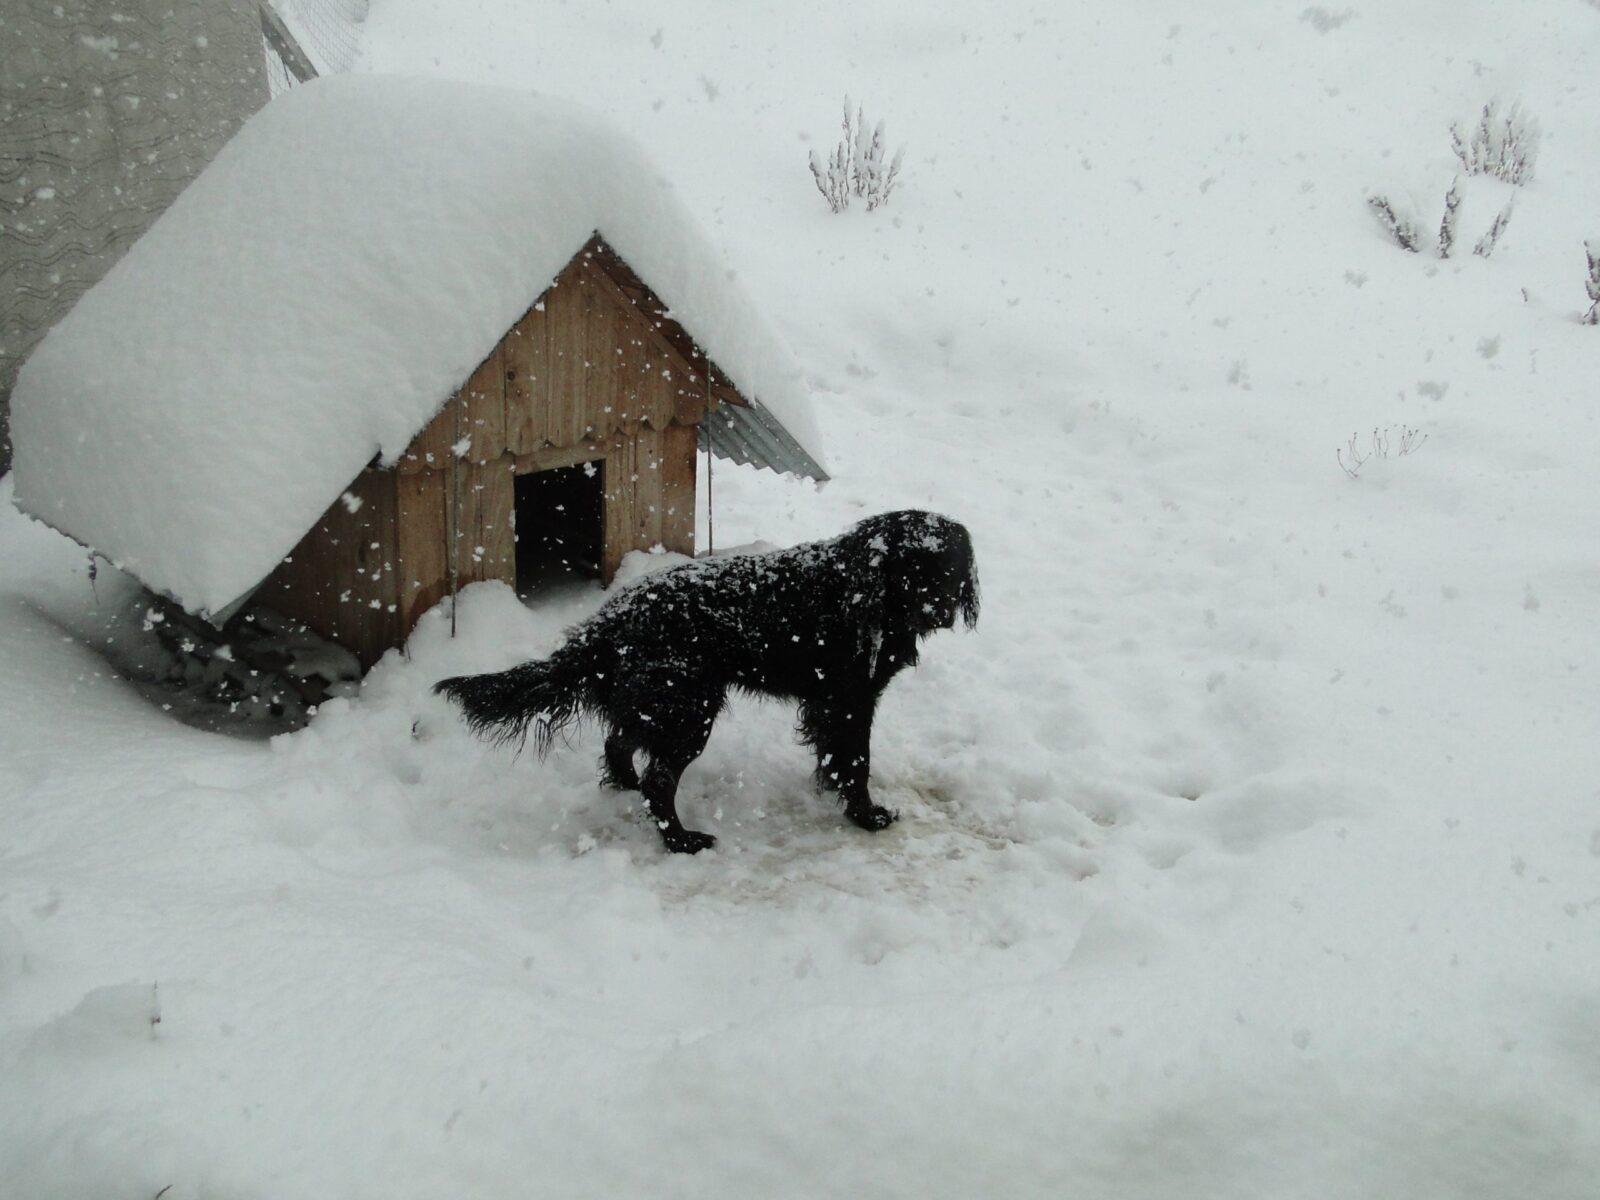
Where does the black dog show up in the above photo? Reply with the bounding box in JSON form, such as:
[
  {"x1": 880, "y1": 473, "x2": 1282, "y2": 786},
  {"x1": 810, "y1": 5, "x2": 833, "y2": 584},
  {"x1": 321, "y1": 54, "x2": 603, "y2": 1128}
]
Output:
[{"x1": 434, "y1": 510, "x2": 978, "y2": 853}]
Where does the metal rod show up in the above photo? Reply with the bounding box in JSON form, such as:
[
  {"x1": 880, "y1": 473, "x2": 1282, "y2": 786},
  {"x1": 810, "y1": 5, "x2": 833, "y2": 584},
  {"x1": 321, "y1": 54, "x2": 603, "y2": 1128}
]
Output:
[
  {"x1": 705, "y1": 377, "x2": 715, "y2": 557},
  {"x1": 449, "y1": 402, "x2": 461, "y2": 637}
]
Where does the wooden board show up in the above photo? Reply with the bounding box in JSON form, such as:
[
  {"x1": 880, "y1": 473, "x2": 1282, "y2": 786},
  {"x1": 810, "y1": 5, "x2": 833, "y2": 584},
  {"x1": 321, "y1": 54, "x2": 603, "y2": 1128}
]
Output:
[
  {"x1": 545, "y1": 260, "x2": 589, "y2": 450},
  {"x1": 616, "y1": 320, "x2": 650, "y2": 427},
  {"x1": 457, "y1": 454, "x2": 516, "y2": 587},
  {"x1": 585, "y1": 286, "x2": 623, "y2": 442},
  {"x1": 629, "y1": 425, "x2": 664, "y2": 555},
  {"x1": 255, "y1": 468, "x2": 400, "y2": 668},
  {"x1": 503, "y1": 301, "x2": 549, "y2": 454},
  {"x1": 462, "y1": 343, "x2": 506, "y2": 464},
  {"x1": 401, "y1": 393, "x2": 460, "y2": 474},
  {"x1": 401, "y1": 344, "x2": 505, "y2": 473},
  {"x1": 600, "y1": 435, "x2": 635, "y2": 583},
  {"x1": 659, "y1": 422, "x2": 697, "y2": 556},
  {"x1": 513, "y1": 438, "x2": 613, "y2": 475},
  {"x1": 395, "y1": 468, "x2": 450, "y2": 634},
  {"x1": 674, "y1": 384, "x2": 707, "y2": 427}
]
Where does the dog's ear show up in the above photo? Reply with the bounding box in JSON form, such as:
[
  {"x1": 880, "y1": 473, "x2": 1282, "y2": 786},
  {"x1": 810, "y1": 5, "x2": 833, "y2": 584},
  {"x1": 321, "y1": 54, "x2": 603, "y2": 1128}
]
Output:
[
  {"x1": 851, "y1": 564, "x2": 890, "y2": 648},
  {"x1": 932, "y1": 519, "x2": 978, "y2": 630},
  {"x1": 957, "y1": 549, "x2": 980, "y2": 629}
]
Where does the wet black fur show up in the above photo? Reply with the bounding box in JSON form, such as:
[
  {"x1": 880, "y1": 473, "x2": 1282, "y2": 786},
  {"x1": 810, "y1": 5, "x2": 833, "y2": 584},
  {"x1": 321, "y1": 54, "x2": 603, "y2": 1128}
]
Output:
[{"x1": 433, "y1": 510, "x2": 978, "y2": 854}]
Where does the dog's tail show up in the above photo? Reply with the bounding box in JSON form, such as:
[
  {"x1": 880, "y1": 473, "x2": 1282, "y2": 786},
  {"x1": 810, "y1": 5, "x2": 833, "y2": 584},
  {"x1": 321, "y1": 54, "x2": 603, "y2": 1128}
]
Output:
[{"x1": 432, "y1": 638, "x2": 602, "y2": 754}]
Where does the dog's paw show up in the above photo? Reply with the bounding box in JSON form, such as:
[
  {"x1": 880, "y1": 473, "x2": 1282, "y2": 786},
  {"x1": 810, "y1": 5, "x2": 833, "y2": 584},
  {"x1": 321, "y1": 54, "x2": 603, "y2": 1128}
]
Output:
[
  {"x1": 845, "y1": 801, "x2": 897, "y2": 832},
  {"x1": 661, "y1": 827, "x2": 717, "y2": 855}
]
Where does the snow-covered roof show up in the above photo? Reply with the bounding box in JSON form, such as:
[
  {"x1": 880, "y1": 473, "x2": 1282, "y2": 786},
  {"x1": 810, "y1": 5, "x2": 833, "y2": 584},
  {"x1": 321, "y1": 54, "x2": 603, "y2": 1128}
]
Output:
[{"x1": 10, "y1": 74, "x2": 825, "y2": 618}]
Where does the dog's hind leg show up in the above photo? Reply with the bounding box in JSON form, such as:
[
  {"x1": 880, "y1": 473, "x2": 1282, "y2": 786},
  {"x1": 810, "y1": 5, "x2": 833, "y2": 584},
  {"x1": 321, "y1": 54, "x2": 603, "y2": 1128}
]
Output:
[
  {"x1": 613, "y1": 665, "x2": 724, "y2": 854},
  {"x1": 640, "y1": 747, "x2": 717, "y2": 855},
  {"x1": 601, "y1": 728, "x2": 641, "y2": 791}
]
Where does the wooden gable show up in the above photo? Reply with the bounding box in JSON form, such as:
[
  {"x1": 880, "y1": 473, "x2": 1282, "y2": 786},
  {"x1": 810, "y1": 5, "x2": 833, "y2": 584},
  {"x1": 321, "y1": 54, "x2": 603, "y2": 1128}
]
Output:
[
  {"x1": 254, "y1": 236, "x2": 731, "y2": 668},
  {"x1": 399, "y1": 237, "x2": 720, "y2": 472}
]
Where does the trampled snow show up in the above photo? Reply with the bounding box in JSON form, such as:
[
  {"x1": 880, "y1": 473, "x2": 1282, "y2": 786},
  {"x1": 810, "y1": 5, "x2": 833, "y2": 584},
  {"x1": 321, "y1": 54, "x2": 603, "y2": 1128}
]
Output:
[
  {"x1": 3, "y1": 2, "x2": 1599, "y2": 1197},
  {"x1": 8, "y1": 74, "x2": 823, "y2": 618}
]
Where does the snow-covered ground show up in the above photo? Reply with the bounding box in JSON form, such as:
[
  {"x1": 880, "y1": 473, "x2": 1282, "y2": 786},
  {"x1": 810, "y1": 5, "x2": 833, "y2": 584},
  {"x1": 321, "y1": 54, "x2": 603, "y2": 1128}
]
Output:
[{"x1": 4, "y1": 2, "x2": 1599, "y2": 1196}]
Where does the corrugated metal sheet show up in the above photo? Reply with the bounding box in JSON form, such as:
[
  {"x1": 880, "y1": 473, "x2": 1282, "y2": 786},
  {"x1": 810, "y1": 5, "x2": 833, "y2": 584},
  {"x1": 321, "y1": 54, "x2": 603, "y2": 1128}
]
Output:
[{"x1": 699, "y1": 398, "x2": 828, "y2": 482}]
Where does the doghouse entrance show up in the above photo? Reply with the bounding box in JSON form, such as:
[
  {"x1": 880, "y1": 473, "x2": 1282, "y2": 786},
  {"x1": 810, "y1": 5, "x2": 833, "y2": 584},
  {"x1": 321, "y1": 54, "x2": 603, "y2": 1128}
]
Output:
[{"x1": 514, "y1": 462, "x2": 603, "y2": 594}]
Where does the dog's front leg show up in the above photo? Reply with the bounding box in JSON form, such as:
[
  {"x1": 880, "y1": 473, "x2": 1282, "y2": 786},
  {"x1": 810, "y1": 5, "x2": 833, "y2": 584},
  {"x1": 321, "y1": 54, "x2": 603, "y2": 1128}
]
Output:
[{"x1": 809, "y1": 696, "x2": 896, "y2": 832}]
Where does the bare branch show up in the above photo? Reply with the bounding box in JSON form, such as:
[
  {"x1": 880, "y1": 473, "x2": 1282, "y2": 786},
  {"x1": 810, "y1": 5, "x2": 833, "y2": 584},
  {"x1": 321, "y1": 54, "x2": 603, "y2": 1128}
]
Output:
[
  {"x1": 1337, "y1": 425, "x2": 1428, "y2": 480},
  {"x1": 1473, "y1": 199, "x2": 1514, "y2": 258},
  {"x1": 1437, "y1": 176, "x2": 1462, "y2": 258},
  {"x1": 1368, "y1": 194, "x2": 1420, "y2": 252},
  {"x1": 1584, "y1": 240, "x2": 1600, "y2": 325},
  {"x1": 1338, "y1": 432, "x2": 1371, "y2": 479}
]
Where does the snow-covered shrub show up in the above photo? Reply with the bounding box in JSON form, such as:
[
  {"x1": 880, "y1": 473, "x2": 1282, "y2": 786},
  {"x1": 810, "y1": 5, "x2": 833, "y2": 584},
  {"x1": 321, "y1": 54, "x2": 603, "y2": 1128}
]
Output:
[
  {"x1": 808, "y1": 97, "x2": 905, "y2": 213},
  {"x1": 1338, "y1": 425, "x2": 1428, "y2": 479},
  {"x1": 1583, "y1": 241, "x2": 1600, "y2": 325},
  {"x1": 1450, "y1": 100, "x2": 1540, "y2": 187},
  {"x1": 1370, "y1": 102, "x2": 1534, "y2": 258}
]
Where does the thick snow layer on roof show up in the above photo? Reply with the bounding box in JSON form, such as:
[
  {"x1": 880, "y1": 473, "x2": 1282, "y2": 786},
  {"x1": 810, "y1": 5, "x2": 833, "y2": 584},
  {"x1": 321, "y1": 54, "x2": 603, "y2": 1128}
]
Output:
[{"x1": 10, "y1": 74, "x2": 823, "y2": 617}]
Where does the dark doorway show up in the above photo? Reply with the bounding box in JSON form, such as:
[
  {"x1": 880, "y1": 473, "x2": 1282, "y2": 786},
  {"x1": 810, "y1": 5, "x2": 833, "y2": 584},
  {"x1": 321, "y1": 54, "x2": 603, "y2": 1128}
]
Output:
[{"x1": 514, "y1": 462, "x2": 604, "y2": 595}]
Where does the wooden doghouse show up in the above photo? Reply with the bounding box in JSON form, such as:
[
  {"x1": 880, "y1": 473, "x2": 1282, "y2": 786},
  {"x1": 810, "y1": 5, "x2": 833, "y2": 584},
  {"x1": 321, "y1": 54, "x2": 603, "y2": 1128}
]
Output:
[{"x1": 258, "y1": 236, "x2": 747, "y2": 668}]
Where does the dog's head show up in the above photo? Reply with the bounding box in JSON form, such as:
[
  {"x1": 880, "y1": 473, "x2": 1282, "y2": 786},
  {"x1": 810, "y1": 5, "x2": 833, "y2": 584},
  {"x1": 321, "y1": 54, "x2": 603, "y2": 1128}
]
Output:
[{"x1": 854, "y1": 510, "x2": 979, "y2": 634}]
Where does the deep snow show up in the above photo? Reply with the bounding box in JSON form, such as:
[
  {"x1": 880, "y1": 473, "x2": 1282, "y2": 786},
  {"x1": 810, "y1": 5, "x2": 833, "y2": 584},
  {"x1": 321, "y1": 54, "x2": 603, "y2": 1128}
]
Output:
[{"x1": 3, "y1": 1, "x2": 1599, "y2": 1197}]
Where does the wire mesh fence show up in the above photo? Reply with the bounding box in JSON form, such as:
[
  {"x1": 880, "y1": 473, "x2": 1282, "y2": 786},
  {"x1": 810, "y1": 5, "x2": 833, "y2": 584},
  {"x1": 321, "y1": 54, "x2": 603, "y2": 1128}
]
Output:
[{"x1": 262, "y1": 0, "x2": 367, "y2": 95}]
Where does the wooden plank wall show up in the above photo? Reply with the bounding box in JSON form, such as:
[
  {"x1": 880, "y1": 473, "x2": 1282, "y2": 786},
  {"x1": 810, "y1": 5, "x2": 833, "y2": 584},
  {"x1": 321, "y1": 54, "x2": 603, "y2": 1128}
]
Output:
[
  {"x1": 267, "y1": 242, "x2": 714, "y2": 668},
  {"x1": 255, "y1": 468, "x2": 401, "y2": 668}
]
